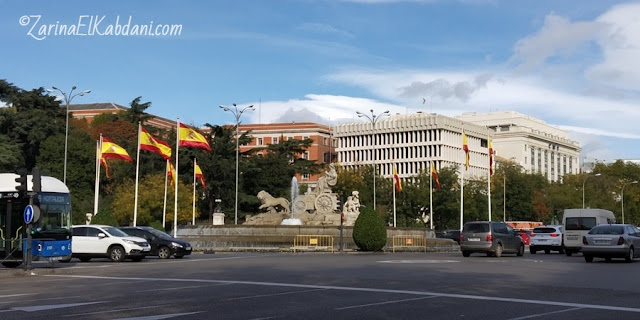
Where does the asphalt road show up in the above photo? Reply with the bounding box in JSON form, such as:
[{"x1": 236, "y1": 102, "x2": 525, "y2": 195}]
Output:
[{"x1": 1, "y1": 250, "x2": 639, "y2": 320}]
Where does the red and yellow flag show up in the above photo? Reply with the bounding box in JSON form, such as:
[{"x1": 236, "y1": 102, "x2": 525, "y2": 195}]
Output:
[
  {"x1": 462, "y1": 130, "x2": 469, "y2": 170},
  {"x1": 393, "y1": 164, "x2": 402, "y2": 192},
  {"x1": 431, "y1": 162, "x2": 441, "y2": 190},
  {"x1": 102, "y1": 137, "x2": 132, "y2": 162},
  {"x1": 488, "y1": 136, "x2": 494, "y2": 175},
  {"x1": 167, "y1": 161, "x2": 176, "y2": 186},
  {"x1": 195, "y1": 162, "x2": 206, "y2": 189},
  {"x1": 100, "y1": 158, "x2": 111, "y2": 178},
  {"x1": 140, "y1": 127, "x2": 172, "y2": 160},
  {"x1": 178, "y1": 122, "x2": 211, "y2": 151}
]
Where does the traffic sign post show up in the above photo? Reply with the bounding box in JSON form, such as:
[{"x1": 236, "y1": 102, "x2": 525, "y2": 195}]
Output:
[{"x1": 22, "y1": 202, "x2": 40, "y2": 271}]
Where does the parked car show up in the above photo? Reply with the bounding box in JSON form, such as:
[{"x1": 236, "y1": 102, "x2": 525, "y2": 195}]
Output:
[
  {"x1": 459, "y1": 221, "x2": 525, "y2": 257},
  {"x1": 529, "y1": 225, "x2": 564, "y2": 254},
  {"x1": 582, "y1": 224, "x2": 640, "y2": 263},
  {"x1": 436, "y1": 230, "x2": 461, "y2": 244},
  {"x1": 517, "y1": 230, "x2": 531, "y2": 246},
  {"x1": 62, "y1": 225, "x2": 150, "y2": 262},
  {"x1": 119, "y1": 226, "x2": 192, "y2": 259}
]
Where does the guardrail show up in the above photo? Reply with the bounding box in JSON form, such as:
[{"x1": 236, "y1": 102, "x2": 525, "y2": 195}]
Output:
[
  {"x1": 292, "y1": 235, "x2": 334, "y2": 253},
  {"x1": 392, "y1": 235, "x2": 427, "y2": 252}
]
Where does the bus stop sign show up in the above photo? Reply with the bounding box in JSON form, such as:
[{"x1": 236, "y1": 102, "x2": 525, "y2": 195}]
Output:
[{"x1": 24, "y1": 204, "x2": 40, "y2": 224}]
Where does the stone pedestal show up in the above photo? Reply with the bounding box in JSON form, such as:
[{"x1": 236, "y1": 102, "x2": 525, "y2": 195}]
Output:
[{"x1": 212, "y1": 212, "x2": 225, "y2": 225}]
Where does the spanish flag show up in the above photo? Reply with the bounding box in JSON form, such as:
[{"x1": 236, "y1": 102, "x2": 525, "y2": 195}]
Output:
[
  {"x1": 102, "y1": 137, "x2": 132, "y2": 162},
  {"x1": 488, "y1": 136, "x2": 494, "y2": 175},
  {"x1": 167, "y1": 161, "x2": 176, "y2": 186},
  {"x1": 462, "y1": 130, "x2": 469, "y2": 170},
  {"x1": 178, "y1": 122, "x2": 211, "y2": 151},
  {"x1": 140, "y1": 127, "x2": 172, "y2": 160},
  {"x1": 393, "y1": 164, "x2": 402, "y2": 192},
  {"x1": 100, "y1": 158, "x2": 111, "y2": 178},
  {"x1": 431, "y1": 162, "x2": 441, "y2": 190},
  {"x1": 195, "y1": 162, "x2": 206, "y2": 189}
]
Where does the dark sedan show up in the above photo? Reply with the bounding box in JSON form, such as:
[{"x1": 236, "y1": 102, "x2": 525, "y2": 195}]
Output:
[{"x1": 119, "y1": 226, "x2": 192, "y2": 259}]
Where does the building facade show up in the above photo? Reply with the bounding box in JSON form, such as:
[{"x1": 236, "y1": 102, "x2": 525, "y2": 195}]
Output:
[
  {"x1": 237, "y1": 122, "x2": 336, "y2": 187},
  {"x1": 456, "y1": 111, "x2": 581, "y2": 182},
  {"x1": 334, "y1": 112, "x2": 492, "y2": 180},
  {"x1": 69, "y1": 103, "x2": 175, "y2": 130}
]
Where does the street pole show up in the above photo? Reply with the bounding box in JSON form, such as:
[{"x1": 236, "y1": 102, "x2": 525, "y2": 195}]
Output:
[
  {"x1": 582, "y1": 173, "x2": 601, "y2": 209},
  {"x1": 622, "y1": 180, "x2": 638, "y2": 224},
  {"x1": 220, "y1": 103, "x2": 254, "y2": 225},
  {"x1": 47, "y1": 86, "x2": 91, "y2": 184},
  {"x1": 356, "y1": 109, "x2": 389, "y2": 211}
]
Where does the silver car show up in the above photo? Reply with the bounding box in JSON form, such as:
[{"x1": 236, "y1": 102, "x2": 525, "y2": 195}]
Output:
[
  {"x1": 460, "y1": 221, "x2": 525, "y2": 257},
  {"x1": 582, "y1": 224, "x2": 640, "y2": 263}
]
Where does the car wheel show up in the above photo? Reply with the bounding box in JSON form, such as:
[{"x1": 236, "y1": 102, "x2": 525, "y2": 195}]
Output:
[
  {"x1": 625, "y1": 247, "x2": 634, "y2": 263},
  {"x1": 565, "y1": 250, "x2": 573, "y2": 257},
  {"x1": 544, "y1": 249, "x2": 551, "y2": 254},
  {"x1": 494, "y1": 244, "x2": 503, "y2": 258},
  {"x1": 517, "y1": 244, "x2": 524, "y2": 256},
  {"x1": 79, "y1": 257, "x2": 91, "y2": 262},
  {"x1": 462, "y1": 251, "x2": 470, "y2": 257},
  {"x1": 158, "y1": 246, "x2": 171, "y2": 259},
  {"x1": 108, "y1": 245, "x2": 126, "y2": 262},
  {"x1": 584, "y1": 255, "x2": 593, "y2": 263},
  {"x1": 529, "y1": 248, "x2": 537, "y2": 254}
]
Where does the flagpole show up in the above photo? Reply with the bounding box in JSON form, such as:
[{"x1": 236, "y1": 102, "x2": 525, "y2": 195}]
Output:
[
  {"x1": 162, "y1": 159, "x2": 169, "y2": 229},
  {"x1": 93, "y1": 135, "x2": 102, "y2": 217},
  {"x1": 487, "y1": 129, "x2": 492, "y2": 221},
  {"x1": 192, "y1": 158, "x2": 197, "y2": 226},
  {"x1": 430, "y1": 161, "x2": 434, "y2": 230},
  {"x1": 133, "y1": 122, "x2": 141, "y2": 227},
  {"x1": 392, "y1": 166, "x2": 397, "y2": 228},
  {"x1": 174, "y1": 119, "x2": 180, "y2": 237}
]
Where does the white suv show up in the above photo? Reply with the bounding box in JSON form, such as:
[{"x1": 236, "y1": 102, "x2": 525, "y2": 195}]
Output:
[
  {"x1": 529, "y1": 225, "x2": 564, "y2": 254},
  {"x1": 62, "y1": 225, "x2": 151, "y2": 262}
]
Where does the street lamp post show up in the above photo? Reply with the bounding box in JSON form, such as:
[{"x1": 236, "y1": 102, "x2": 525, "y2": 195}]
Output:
[
  {"x1": 621, "y1": 180, "x2": 638, "y2": 224},
  {"x1": 46, "y1": 86, "x2": 91, "y2": 184},
  {"x1": 582, "y1": 173, "x2": 602, "y2": 209},
  {"x1": 503, "y1": 173, "x2": 506, "y2": 222},
  {"x1": 356, "y1": 109, "x2": 389, "y2": 211},
  {"x1": 219, "y1": 103, "x2": 254, "y2": 225}
]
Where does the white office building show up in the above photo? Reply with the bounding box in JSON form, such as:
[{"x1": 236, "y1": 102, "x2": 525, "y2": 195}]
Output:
[
  {"x1": 456, "y1": 111, "x2": 581, "y2": 182},
  {"x1": 334, "y1": 112, "x2": 492, "y2": 180}
]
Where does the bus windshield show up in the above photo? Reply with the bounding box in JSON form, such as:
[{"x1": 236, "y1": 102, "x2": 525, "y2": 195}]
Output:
[{"x1": 32, "y1": 193, "x2": 72, "y2": 240}]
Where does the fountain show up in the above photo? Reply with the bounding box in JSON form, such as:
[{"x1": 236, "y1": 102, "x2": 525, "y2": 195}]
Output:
[{"x1": 281, "y1": 176, "x2": 302, "y2": 225}]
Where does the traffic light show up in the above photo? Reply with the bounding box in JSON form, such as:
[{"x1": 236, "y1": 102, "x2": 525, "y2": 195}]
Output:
[
  {"x1": 15, "y1": 168, "x2": 27, "y2": 194},
  {"x1": 32, "y1": 167, "x2": 41, "y2": 193}
]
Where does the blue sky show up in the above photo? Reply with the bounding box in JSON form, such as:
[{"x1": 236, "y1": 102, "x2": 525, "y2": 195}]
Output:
[{"x1": 1, "y1": 0, "x2": 639, "y2": 161}]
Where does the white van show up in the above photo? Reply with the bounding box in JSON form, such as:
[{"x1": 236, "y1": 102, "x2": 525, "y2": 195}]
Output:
[{"x1": 562, "y1": 208, "x2": 615, "y2": 256}]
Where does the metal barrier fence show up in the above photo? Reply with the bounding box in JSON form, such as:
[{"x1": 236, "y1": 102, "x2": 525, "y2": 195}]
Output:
[
  {"x1": 292, "y1": 235, "x2": 334, "y2": 253},
  {"x1": 392, "y1": 235, "x2": 427, "y2": 252}
]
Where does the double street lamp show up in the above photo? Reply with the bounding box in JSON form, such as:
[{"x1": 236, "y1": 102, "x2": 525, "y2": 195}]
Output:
[
  {"x1": 621, "y1": 180, "x2": 638, "y2": 224},
  {"x1": 582, "y1": 173, "x2": 602, "y2": 209},
  {"x1": 219, "y1": 103, "x2": 254, "y2": 225},
  {"x1": 356, "y1": 109, "x2": 389, "y2": 210},
  {"x1": 46, "y1": 86, "x2": 91, "y2": 184}
]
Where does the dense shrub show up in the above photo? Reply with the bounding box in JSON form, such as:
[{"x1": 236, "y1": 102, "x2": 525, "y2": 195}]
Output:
[
  {"x1": 352, "y1": 206, "x2": 387, "y2": 251},
  {"x1": 90, "y1": 209, "x2": 119, "y2": 226}
]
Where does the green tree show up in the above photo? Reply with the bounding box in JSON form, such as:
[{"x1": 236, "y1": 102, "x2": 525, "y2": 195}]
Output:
[{"x1": 352, "y1": 206, "x2": 387, "y2": 251}]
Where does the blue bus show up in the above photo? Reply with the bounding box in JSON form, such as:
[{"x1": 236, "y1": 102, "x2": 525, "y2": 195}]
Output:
[{"x1": 0, "y1": 173, "x2": 72, "y2": 268}]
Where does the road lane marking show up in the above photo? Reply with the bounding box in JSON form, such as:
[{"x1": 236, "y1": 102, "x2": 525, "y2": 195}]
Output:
[
  {"x1": 63, "y1": 305, "x2": 165, "y2": 317},
  {"x1": 227, "y1": 288, "x2": 328, "y2": 300},
  {"x1": 0, "y1": 295, "x2": 82, "y2": 305},
  {"x1": 45, "y1": 274, "x2": 640, "y2": 313},
  {"x1": 136, "y1": 283, "x2": 232, "y2": 292},
  {"x1": 507, "y1": 307, "x2": 583, "y2": 319},
  {"x1": 112, "y1": 311, "x2": 203, "y2": 320},
  {"x1": 336, "y1": 296, "x2": 439, "y2": 310},
  {"x1": 11, "y1": 301, "x2": 107, "y2": 312}
]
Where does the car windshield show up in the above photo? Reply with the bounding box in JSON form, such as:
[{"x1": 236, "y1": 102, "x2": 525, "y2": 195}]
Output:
[
  {"x1": 104, "y1": 226, "x2": 130, "y2": 237},
  {"x1": 147, "y1": 228, "x2": 175, "y2": 240},
  {"x1": 463, "y1": 223, "x2": 490, "y2": 233},
  {"x1": 533, "y1": 227, "x2": 557, "y2": 233},
  {"x1": 589, "y1": 226, "x2": 624, "y2": 235}
]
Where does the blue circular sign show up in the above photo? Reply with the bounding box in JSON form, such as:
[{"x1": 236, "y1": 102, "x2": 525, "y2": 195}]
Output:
[{"x1": 24, "y1": 205, "x2": 34, "y2": 224}]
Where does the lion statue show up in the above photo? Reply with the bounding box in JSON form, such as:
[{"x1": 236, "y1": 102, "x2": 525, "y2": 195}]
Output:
[{"x1": 257, "y1": 190, "x2": 290, "y2": 214}]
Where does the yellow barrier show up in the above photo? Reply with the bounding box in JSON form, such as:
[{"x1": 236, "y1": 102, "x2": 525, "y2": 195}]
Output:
[
  {"x1": 293, "y1": 235, "x2": 334, "y2": 253},
  {"x1": 392, "y1": 235, "x2": 427, "y2": 252}
]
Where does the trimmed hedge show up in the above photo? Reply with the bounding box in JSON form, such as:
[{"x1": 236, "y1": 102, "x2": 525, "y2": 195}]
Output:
[{"x1": 352, "y1": 206, "x2": 387, "y2": 251}]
